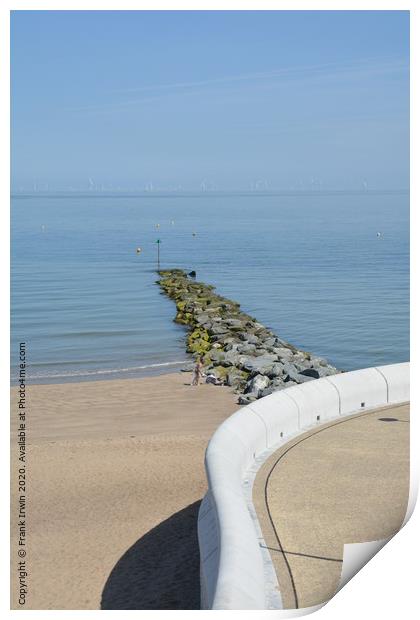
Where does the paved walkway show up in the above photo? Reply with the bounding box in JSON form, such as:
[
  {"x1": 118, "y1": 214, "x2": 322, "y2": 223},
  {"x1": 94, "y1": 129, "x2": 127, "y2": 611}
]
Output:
[{"x1": 252, "y1": 403, "x2": 410, "y2": 609}]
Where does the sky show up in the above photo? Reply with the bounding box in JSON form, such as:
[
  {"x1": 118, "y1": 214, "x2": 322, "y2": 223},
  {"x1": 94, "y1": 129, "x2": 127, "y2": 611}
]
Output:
[{"x1": 11, "y1": 10, "x2": 409, "y2": 192}]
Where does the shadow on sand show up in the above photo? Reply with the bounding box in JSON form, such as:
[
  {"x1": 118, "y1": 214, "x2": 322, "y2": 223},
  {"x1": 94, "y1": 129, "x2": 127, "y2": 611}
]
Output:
[{"x1": 101, "y1": 500, "x2": 202, "y2": 610}]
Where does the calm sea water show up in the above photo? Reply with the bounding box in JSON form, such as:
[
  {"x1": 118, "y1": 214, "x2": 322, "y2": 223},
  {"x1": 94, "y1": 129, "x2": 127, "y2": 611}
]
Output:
[{"x1": 11, "y1": 192, "x2": 409, "y2": 384}]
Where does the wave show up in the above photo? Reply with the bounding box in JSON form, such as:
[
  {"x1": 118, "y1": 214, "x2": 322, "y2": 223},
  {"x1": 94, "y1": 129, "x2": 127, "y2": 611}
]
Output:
[{"x1": 16, "y1": 360, "x2": 190, "y2": 381}]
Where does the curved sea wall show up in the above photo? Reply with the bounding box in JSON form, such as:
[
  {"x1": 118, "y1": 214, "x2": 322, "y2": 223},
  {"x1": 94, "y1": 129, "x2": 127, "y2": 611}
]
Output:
[
  {"x1": 198, "y1": 362, "x2": 410, "y2": 610},
  {"x1": 157, "y1": 269, "x2": 338, "y2": 403}
]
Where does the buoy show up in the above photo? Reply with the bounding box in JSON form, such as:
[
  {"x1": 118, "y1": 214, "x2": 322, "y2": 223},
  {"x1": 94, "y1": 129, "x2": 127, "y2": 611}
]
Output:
[
  {"x1": 171, "y1": 220, "x2": 175, "y2": 225},
  {"x1": 192, "y1": 231, "x2": 196, "y2": 237},
  {"x1": 377, "y1": 232, "x2": 382, "y2": 238},
  {"x1": 136, "y1": 247, "x2": 142, "y2": 253},
  {"x1": 156, "y1": 223, "x2": 160, "y2": 229}
]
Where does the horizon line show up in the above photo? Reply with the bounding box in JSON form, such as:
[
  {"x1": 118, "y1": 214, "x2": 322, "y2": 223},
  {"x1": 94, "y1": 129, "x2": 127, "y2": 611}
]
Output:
[{"x1": 11, "y1": 188, "x2": 409, "y2": 198}]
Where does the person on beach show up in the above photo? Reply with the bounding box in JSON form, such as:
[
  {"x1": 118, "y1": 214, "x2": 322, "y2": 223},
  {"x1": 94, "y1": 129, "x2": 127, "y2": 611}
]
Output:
[
  {"x1": 191, "y1": 356, "x2": 205, "y2": 386},
  {"x1": 205, "y1": 373, "x2": 223, "y2": 386}
]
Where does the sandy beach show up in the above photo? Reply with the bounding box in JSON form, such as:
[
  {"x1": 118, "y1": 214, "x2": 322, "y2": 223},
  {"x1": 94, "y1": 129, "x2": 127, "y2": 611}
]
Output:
[{"x1": 10, "y1": 372, "x2": 239, "y2": 609}]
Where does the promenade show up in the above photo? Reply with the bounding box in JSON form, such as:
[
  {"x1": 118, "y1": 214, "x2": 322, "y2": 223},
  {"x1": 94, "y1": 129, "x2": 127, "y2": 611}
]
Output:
[{"x1": 252, "y1": 403, "x2": 410, "y2": 609}]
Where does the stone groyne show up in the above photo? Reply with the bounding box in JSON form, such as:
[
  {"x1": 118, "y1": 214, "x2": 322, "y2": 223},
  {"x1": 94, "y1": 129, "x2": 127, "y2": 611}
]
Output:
[{"x1": 157, "y1": 269, "x2": 339, "y2": 404}]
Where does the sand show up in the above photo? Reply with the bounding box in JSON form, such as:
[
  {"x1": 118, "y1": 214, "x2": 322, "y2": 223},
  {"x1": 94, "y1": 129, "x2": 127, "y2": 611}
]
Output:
[{"x1": 10, "y1": 372, "x2": 240, "y2": 609}]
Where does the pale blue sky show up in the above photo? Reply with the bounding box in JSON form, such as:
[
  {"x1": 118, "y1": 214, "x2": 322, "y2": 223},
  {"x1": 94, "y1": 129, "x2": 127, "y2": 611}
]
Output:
[{"x1": 11, "y1": 10, "x2": 409, "y2": 191}]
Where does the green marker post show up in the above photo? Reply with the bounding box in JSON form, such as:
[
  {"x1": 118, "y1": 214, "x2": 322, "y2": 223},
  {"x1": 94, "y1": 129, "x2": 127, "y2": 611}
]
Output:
[{"x1": 156, "y1": 239, "x2": 161, "y2": 271}]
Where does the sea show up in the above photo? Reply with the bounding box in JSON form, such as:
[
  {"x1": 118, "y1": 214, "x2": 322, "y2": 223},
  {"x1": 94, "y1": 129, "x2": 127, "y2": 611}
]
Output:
[{"x1": 11, "y1": 191, "x2": 409, "y2": 384}]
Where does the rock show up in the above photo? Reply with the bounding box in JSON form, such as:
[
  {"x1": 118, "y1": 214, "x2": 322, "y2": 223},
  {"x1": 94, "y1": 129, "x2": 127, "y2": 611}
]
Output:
[
  {"x1": 214, "y1": 337, "x2": 234, "y2": 348},
  {"x1": 271, "y1": 379, "x2": 288, "y2": 390},
  {"x1": 239, "y1": 332, "x2": 260, "y2": 344},
  {"x1": 227, "y1": 368, "x2": 248, "y2": 388},
  {"x1": 299, "y1": 374, "x2": 316, "y2": 383},
  {"x1": 315, "y1": 366, "x2": 337, "y2": 378},
  {"x1": 225, "y1": 318, "x2": 245, "y2": 328},
  {"x1": 299, "y1": 368, "x2": 320, "y2": 379},
  {"x1": 238, "y1": 394, "x2": 257, "y2": 405},
  {"x1": 309, "y1": 355, "x2": 329, "y2": 367},
  {"x1": 211, "y1": 366, "x2": 229, "y2": 382},
  {"x1": 263, "y1": 337, "x2": 277, "y2": 348},
  {"x1": 293, "y1": 351, "x2": 310, "y2": 363},
  {"x1": 260, "y1": 383, "x2": 288, "y2": 397},
  {"x1": 224, "y1": 342, "x2": 240, "y2": 352},
  {"x1": 195, "y1": 314, "x2": 211, "y2": 325},
  {"x1": 187, "y1": 328, "x2": 211, "y2": 354},
  {"x1": 283, "y1": 363, "x2": 305, "y2": 383},
  {"x1": 244, "y1": 374, "x2": 270, "y2": 397},
  {"x1": 293, "y1": 360, "x2": 313, "y2": 372},
  {"x1": 208, "y1": 324, "x2": 229, "y2": 335},
  {"x1": 267, "y1": 362, "x2": 285, "y2": 379},
  {"x1": 260, "y1": 387, "x2": 275, "y2": 397},
  {"x1": 220, "y1": 350, "x2": 246, "y2": 367},
  {"x1": 208, "y1": 349, "x2": 225, "y2": 363},
  {"x1": 285, "y1": 369, "x2": 315, "y2": 383},
  {"x1": 237, "y1": 343, "x2": 257, "y2": 354},
  {"x1": 254, "y1": 348, "x2": 269, "y2": 356},
  {"x1": 271, "y1": 375, "x2": 285, "y2": 385},
  {"x1": 242, "y1": 354, "x2": 278, "y2": 375},
  {"x1": 279, "y1": 360, "x2": 296, "y2": 375},
  {"x1": 254, "y1": 330, "x2": 270, "y2": 341},
  {"x1": 272, "y1": 347, "x2": 294, "y2": 360}
]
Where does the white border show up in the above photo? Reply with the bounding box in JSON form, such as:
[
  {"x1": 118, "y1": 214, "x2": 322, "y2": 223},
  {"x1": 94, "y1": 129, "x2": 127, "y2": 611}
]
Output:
[{"x1": 2, "y1": 4, "x2": 417, "y2": 620}]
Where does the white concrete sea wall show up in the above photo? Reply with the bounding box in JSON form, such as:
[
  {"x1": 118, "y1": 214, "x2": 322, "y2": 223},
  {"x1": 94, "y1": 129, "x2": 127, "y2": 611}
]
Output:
[{"x1": 198, "y1": 362, "x2": 410, "y2": 610}]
